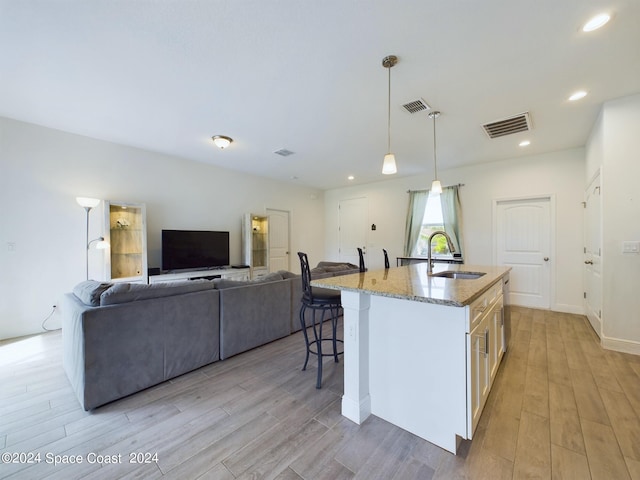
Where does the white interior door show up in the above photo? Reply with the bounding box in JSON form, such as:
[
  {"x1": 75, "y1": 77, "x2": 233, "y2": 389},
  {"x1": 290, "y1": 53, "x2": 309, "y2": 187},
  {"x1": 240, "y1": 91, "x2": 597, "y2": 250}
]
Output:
[
  {"x1": 584, "y1": 173, "x2": 602, "y2": 337},
  {"x1": 495, "y1": 197, "x2": 551, "y2": 309},
  {"x1": 339, "y1": 197, "x2": 368, "y2": 266},
  {"x1": 267, "y1": 209, "x2": 290, "y2": 273}
]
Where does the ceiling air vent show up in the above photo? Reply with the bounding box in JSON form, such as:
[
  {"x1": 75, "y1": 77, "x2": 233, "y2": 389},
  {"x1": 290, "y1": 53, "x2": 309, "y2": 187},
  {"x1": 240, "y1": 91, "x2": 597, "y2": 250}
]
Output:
[
  {"x1": 482, "y1": 112, "x2": 532, "y2": 139},
  {"x1": 274, "y1": 148, "x2": 295, "y2": 157},
  {"x1": 402, "y1": 98, "x2": 431, "y2": 114}
]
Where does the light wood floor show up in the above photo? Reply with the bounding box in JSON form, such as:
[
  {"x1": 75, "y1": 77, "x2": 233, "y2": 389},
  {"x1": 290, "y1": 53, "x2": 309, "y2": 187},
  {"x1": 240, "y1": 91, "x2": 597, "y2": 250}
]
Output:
[{"x1": 1, "y1": 307, "x2": 640, "y2": 479}]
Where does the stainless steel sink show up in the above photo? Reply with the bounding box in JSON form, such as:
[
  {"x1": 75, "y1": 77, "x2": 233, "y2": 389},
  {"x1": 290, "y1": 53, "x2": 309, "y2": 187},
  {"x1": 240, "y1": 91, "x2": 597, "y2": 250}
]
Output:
[{"x1": 431, "y1": 271, "x2": 486, "y2": 280}]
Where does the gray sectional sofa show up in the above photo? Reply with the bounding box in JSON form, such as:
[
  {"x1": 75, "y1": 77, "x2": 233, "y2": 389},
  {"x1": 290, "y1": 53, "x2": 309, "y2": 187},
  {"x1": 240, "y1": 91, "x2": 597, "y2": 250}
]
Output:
[{"x1": 63, "y1": 262, "x2": 359, "y2": 410}]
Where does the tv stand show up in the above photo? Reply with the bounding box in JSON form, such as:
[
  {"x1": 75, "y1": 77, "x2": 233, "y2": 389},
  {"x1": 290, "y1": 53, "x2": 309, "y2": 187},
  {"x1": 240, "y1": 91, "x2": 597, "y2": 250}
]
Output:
[{"x1": 148, "y1": 266, "x2": 250, "y2": 284}]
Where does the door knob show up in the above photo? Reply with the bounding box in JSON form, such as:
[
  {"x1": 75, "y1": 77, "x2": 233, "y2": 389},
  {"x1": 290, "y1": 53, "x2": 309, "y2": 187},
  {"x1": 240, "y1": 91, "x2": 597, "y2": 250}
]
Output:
[
  {"x1": 584, "y1": 260, "x2": 593, "y2": 265},
  {"x1": 543, "y1": 257, "x2": 549, "y2": 262}
]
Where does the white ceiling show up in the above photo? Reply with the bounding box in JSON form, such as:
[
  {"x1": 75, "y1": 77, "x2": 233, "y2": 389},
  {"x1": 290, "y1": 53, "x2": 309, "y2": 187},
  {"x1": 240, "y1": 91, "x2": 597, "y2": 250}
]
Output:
[{"x1": 1, "y1": 1, "x2": 639, "y2": 190}]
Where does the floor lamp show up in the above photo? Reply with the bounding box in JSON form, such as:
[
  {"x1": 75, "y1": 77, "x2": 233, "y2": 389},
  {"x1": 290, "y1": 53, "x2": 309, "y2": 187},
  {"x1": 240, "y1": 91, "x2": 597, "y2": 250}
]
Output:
[{"x1": 76, "y1": 197, "x2": 107, "y2": 280}]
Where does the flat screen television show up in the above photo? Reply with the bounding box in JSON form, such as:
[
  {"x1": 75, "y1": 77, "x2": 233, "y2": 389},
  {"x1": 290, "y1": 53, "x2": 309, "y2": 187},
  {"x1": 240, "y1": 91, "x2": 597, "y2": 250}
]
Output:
[{"x1": 162, "y1": 230, "x2": 230, "y2": 271}]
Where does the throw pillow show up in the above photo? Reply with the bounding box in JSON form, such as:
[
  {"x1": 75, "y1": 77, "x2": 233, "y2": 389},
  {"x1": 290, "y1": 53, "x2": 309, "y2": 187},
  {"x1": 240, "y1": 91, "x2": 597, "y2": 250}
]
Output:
[{"x1": 73, "y1": 280, "x2": 113, "y2": 306}]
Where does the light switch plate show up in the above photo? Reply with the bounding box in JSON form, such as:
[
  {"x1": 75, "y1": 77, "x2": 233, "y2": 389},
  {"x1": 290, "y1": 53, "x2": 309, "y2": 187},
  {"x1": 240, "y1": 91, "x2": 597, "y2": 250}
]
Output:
[{"x1": 622, "y1": 241, "x2": 640, "y2": 254}]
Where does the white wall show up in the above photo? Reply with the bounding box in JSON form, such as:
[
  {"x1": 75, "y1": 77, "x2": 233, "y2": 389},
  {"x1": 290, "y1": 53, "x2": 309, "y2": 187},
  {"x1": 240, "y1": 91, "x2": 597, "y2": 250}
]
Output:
[
  {"x1": 324, "y1": 148, "x2": 586, "y2": 313},
  {"x1": 588, "y1": 94, "x2": 640, "y2": 352},
  {"x1": 0, "y1": 117, "x2": 325, "y2": 340}
]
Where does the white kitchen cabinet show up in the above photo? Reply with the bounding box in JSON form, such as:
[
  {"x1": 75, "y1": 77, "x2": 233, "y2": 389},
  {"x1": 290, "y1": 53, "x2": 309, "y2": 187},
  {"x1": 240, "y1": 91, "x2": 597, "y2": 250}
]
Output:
[
  {"x1": 489, "y1": 296, "x2": 505, "y2": 383},
  {"x1": 467, "y1": 284, "x2": 504, "y2": 436},
  {"x1": 468, "y1": 313, "x2": 490, "y2": 434}
]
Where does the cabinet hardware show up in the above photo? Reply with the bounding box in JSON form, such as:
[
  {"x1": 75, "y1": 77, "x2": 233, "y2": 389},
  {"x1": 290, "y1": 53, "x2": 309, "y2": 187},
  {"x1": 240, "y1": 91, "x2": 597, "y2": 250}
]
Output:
[
  {"x1": 484, "y1": 329, "x2": 490, "y2": 357},
  {"x1": 584, "y1": 260, "x2": 593, "y2": 265}
]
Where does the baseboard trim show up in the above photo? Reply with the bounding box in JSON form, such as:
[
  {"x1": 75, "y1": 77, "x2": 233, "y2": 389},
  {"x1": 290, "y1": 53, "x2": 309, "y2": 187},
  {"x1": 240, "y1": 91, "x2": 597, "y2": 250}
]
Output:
[
  {"x1": 602, "y1": 336, "x2": 640, "y2": 356},
  {"x1": 511, "y1": 303, "x2": 585, "y2": 315},
  {"x1": 552, "y1": 303, "x2": 585, "y2": 315}
]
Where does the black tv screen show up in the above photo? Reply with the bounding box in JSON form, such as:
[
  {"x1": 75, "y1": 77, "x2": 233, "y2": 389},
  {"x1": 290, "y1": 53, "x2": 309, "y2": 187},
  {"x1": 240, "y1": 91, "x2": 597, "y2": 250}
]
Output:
[{"x1": 162, "y1": 230, "x2": 230, "y2": 271}]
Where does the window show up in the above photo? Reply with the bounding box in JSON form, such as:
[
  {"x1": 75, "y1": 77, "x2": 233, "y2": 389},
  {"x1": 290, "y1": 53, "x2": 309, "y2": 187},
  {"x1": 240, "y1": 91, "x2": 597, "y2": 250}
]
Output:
[
  {"x1": 404, "y1": 186, "x2": 463, "y2": 259},
  {"x1": 415, "y1": 193, "x2": 452, "y2": 256}
]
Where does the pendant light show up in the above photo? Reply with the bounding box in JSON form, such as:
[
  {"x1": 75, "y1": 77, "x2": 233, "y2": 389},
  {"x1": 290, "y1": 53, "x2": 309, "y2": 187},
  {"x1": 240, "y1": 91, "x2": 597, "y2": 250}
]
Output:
[
  {"x1": 382, "y1": 55, "x2": 398, "y2": 175},
  {"x1": 428, "y1": 111, "x2": 442, "y2": 194}
]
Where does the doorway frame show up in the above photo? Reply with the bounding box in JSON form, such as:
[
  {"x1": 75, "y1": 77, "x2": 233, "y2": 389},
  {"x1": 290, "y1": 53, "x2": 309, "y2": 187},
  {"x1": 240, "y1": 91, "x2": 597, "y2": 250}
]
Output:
[{"x1": 492, "y1": 194, "x2": 557, "y2": 310}]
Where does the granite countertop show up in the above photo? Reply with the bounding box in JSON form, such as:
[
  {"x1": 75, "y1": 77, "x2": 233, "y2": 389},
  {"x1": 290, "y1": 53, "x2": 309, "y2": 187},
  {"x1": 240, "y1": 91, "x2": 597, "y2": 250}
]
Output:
[{"x1": 311, "y1": 263, "x2": 511, "y2": 307}]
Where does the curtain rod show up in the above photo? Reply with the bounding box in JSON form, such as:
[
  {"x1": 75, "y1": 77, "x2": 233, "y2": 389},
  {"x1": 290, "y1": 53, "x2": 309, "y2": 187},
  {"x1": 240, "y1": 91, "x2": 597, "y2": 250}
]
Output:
[{"x1": 407, "y1": 183, "x2": 465, "y2": 193}]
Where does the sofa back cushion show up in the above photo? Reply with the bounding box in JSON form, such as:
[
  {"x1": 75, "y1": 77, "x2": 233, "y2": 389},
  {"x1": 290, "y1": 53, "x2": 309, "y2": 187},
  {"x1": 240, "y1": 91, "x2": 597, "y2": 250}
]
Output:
[
  {"x1": 315, "y1": 261, "x2": 358, "y2": 271},
  {"x1": 277, "y1": 270, "x2": 299, "y2": 280},
  {"x1": 100, "y1": 280, "x2": 215, "y2": 306},
  {"x1": 213, "y1": 272, "x2": 284, "y2": 289},
  {"x1": 73, "y1": 280, "x2": 113, "y2": 306}
]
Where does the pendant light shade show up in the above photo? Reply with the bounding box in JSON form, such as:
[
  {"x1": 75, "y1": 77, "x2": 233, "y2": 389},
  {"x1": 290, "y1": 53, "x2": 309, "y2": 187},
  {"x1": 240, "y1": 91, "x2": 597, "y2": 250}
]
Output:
[
  {"x1": 429, "y1": 111, "x2": 442, "y2": 195},
  {"x1": 382, "y1": 55, "x2": 398, "y2": 175},
  {"x1": 382, "y1": 153, "x2": 397, "y2": 175}
]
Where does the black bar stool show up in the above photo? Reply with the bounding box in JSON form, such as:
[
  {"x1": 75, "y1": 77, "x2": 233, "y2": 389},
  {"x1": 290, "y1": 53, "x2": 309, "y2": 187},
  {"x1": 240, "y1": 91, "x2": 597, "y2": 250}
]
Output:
[
  {"x1": 297, "y1": 252, "x2": 343, "y2": 389},
  {"x1": 357, "y1": 247, "x2": 366, "y2": 272},
  {"x1": 383, "y1": 249, "x2": 390, "y2": 269}
]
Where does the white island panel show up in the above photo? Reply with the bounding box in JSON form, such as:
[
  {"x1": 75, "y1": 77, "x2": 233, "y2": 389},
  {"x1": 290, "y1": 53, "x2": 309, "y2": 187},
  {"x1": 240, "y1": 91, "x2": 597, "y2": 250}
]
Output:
[{"x1": 369, "y1": 295, "x2": 468, "y2": 454}]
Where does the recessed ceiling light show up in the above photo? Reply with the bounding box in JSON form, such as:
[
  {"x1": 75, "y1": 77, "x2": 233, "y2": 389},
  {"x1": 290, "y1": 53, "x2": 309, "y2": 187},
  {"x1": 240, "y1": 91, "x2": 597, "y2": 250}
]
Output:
[
  {"x1": 569, "y1": 90, "x2": 588, "y2": 101},
  {"x1": 582, "y1": 13, "x2": 611, "y2": 32},
  {"x1": 519, "y1": 140, "x2": 531, "y2": 147},
  {"x1": 348, "y1": 175, "x2": 355, "y2": 181}
]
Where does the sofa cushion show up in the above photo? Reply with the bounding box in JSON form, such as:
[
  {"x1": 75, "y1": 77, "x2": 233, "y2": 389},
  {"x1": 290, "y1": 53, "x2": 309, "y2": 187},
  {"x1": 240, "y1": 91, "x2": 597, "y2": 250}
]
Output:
[
  {"x1": 213, "y1": 272, "x2": 284, "y2": 289},
  {"x1": 277, "y1": 270, "x2": 299, "y2": 280},
  {"x1": 316, "y1": 261, "x2": 358, "y2": 271},
  {"x1": 323, "y1": 264, "x2": 356, "y2": 272},
  {"x1": 100, "y1": 280, "x2": 214, "y2": 306},
  {"x1": 73, "y1": 280, "x2": 113, "y2": 306}
]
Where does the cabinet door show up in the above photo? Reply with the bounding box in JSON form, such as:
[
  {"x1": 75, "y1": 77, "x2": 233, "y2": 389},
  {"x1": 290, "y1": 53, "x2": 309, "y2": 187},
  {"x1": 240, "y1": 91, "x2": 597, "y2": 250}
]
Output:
[
  {"x1": 468, "y1": 315, "x2": 490, "y2": 435},
  {"x1": 488, "y1": 297, "x2": 505, "y2": 384}
]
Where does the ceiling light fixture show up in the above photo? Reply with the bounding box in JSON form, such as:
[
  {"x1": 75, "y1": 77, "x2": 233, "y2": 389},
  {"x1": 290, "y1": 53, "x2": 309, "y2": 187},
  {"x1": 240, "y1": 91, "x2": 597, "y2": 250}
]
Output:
[
  {"x1": 382, "y1": 55, "x2": 398, "y2": 175},
  {"x1": 582, "y1": 13, "x2": 611, "y2": 32},
  {"x1": 348, "y1": 175, "x2": 355, "y2": 181},
  {"x1": 569, "y1": 90, "x2": 588, "y2": 101},
  {"x1": 211, "y1": 135, "x2": 233, "y2": 149},
  {"x1": 519, "y1": 140, "x2": 531, "y2": 147},
  {"x1": 429, "y1": 111, "x2": 442, "y2": 195}
]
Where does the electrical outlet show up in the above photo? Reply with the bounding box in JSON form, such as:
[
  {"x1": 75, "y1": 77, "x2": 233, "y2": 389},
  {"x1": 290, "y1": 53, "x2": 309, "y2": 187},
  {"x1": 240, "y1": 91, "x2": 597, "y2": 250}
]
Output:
[{"x1": 622, "y1": 241, "x2": 640, "y2": 254}]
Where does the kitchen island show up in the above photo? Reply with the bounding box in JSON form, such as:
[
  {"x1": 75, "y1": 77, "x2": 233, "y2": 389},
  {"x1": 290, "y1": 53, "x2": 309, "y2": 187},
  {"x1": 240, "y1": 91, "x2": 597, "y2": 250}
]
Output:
[{"x1": 312, "y1": 263, "x2": 511, "y2": 454}]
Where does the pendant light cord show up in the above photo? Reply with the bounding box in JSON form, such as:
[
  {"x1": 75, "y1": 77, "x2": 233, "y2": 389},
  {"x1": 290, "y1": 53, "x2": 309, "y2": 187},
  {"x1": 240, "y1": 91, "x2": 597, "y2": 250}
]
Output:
[
  {"x1": 432, "y1": 114, "x2": 437, "y2": 179},
  {"x1": 387, "y1": 65, "x2": 391, "y2": 153}
]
